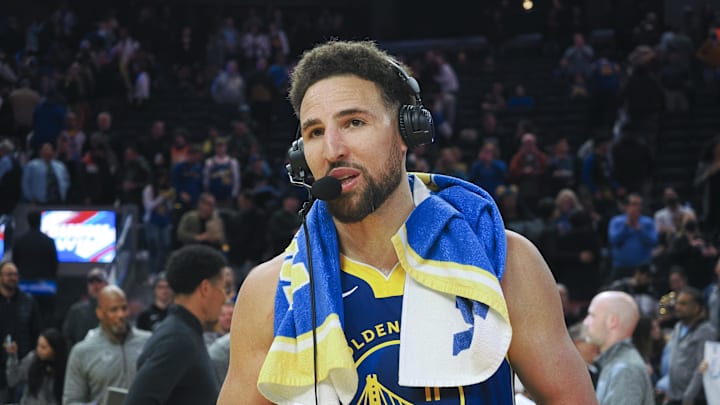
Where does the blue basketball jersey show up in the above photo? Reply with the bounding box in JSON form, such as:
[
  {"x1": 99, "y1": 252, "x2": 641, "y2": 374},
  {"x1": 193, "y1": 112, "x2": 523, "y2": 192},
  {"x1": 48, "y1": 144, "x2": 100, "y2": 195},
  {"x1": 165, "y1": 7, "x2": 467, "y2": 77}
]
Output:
[{"x1": 340, "y1": 256, "x2": 514, "y2": 404}]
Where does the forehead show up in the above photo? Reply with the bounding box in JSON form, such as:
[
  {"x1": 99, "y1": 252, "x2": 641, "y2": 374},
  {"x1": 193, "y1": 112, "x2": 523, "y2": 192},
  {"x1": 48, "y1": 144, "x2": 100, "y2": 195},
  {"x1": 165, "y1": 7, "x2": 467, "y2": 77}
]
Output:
[
  {"x1": 99, "y1": 293, "x2": 127, "y2": 308},
  {"x1": 299, "y1": 75, "x2": 386, "y2": 124},
  {"x1": 676, "y1": 292, "x2": 697, "y2": 305},
  {"x1": 1, "y1": 264, "x2": 18, "y2": 275}
]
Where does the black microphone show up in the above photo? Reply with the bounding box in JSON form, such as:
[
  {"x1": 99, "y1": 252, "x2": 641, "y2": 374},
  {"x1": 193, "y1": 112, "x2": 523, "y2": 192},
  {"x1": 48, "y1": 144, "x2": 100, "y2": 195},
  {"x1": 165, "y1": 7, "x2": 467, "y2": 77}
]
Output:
[{"x1": 311, "y1": 176, "x2": 342, "y2": 201}]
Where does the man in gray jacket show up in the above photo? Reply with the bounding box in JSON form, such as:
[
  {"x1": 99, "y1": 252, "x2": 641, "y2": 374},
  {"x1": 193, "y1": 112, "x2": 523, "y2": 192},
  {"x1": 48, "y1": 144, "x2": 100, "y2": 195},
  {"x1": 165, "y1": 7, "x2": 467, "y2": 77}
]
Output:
[
  {"x1": 583, "y1": 290, "x2": 655, "y2": 405},
  {"x1": 663, "y1": 287, "x2": 718, "y2": 405},
  {"x1": 63, "y1": 285, "x2": 151, "y2": 404}
]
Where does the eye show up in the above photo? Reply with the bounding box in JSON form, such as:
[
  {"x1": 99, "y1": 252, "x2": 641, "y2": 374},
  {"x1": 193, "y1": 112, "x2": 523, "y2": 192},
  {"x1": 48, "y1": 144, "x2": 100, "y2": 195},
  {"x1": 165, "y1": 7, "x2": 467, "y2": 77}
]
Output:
[
  {"x1": 307, "y1": 127, "x2": 324, "y2": 138},
  {"x1": 349, "y1": 119, "x2": 364, "y2": 128}
]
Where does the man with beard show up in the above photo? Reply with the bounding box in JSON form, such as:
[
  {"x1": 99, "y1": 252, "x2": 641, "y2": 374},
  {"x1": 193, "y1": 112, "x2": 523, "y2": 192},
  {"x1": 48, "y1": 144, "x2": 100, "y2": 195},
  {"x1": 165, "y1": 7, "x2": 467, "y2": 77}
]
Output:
[
  {"x1": 124, "y1": 244, "x2": 228, "y2": 405},
  {"x1": 63, "y1": 285, "x2": 150, "y2": 404},
  {"x1": 660, "y1": 287, "x2": 717, "y2": 405},
  {"x1": 218, "y1": 40, "x2": 596, "y2": 404},
  {"x1": 0, "y1": 261, "x2": 41, "y2": 404}
]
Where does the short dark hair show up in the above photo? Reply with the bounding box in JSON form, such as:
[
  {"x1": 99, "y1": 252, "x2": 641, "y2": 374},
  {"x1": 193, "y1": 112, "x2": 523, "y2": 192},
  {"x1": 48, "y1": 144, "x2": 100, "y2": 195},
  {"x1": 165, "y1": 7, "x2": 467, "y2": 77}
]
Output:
[
  {"x1": 679, "y1": 286, "x2": 706, "y2": 309},
  {"x1": 26, "y1": 210, "x2": 42, "y2": 229},
  {"x1": 165, "y1": 245, "x2": 227, "y2": 295},
  {"x1": 288, "y1": 40, "x2": 416, "y2": 118}
]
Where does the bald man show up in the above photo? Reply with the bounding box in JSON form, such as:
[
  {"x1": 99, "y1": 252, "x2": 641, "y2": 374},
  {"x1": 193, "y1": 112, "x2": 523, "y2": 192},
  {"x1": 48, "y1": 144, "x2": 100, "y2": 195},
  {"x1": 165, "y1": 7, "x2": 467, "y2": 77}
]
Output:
[
  {"x1": 63, "y1": 285, "x2": 151, "y2": 405},
  {"x1": 583, "y1": 291, "x2": 654, "y2": 405}
]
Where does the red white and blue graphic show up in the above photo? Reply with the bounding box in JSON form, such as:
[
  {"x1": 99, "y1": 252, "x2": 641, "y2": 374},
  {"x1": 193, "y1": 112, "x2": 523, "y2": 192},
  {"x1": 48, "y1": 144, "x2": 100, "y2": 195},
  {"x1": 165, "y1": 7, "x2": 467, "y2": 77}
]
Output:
[
  {"x1": 41, "y1": 210, "x2": 117, "y2": 263},
  {"x1": 0, "y1": 223, "x2": 5, "y2": 258}
]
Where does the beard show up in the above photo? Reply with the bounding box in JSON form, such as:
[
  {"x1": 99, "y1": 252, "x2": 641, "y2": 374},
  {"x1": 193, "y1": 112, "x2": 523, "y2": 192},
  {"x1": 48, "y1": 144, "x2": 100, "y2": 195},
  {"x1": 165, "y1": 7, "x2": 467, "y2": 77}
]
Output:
[
  {"x1": 109, "y1": 320, "x2": 129, "y2": 338},
  {"x1": 326, "y1": 140, "x2": 404, "y2": 224}
]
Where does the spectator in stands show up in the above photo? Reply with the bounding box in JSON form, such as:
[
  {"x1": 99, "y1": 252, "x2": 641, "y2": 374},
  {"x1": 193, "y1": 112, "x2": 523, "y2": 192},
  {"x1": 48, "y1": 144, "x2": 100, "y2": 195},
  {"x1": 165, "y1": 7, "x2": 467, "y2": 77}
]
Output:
[
  {"x1": 693, "y1": 135, "x2": 720, "y2": 237},
  {"x1": 507, "y1": 84, "x2": 535, "y2": 112},
  {"x1": 608, "y1": 193, "x2": 658, "y2": 282},
  {"x1": 169, "y1": 128, "x2": 190, "y2": 167},
  {"x1": 203, "y1": 138, "x2": 241, "y2": 209},
  {"x1": 117, "y1": 143, "x2": 151, "y2": 212},
  {"x1": 30, "y1": 90, "x2": 66, "y2": 154},
  {"x1": 63, "y1": 285, "x2": 151, "y2": 405},
  {"x1": 89, "y1": 112, "x2": 118, "y2": 166},
  {"x1": 0, "y1": 138, "x2": 22, "y2": 216},
  {"x1": 551, "y1": 188, "x2": 582, "y2": 236},
  {"x1": 208, "y1": 332, "x2": 231, "y2": 388},
  {"x1": 654, "y1": 186, "x2": 696, "y2": 240},
  {"x1": 567, "y1": 322, "x2": 600, "y2": 388},
  {"x1": 61, "y1": 268, "x2": 108, "y2": 347},
  {"x1": 4, "y1": 327, "x2": 68, "y2": 405},
  {"x1": 61, "y1": 62, "x2": 92, "y2": 130},
  {"x1": 204, "y1": 301, "x2": 234, "y2": 347},
  {"x1": 588, "y1": 53, "x2": 622, "y2": 126},
  {"x1": 59, "y1": 111, "x2": 86, "y2": 162},
  {"x1": 0, "y1": 261, "x2": 41, "y2": 405},
  {"x1": 583, "y1": 290, "x2": 655, "y2": 405},
  {"x1": 433, "y1": 146, "x2": 468, "y2": 180},
  {"x1": 481, "y1": 81, "x2": 506, "y2": 113},
  {"x1": 176, "y1": 192, "x2": 226, "y2": 251},
  {"x1": 246, "y1": 56, "x2": 276, "y2": 135},
  {"x1": 659, "y1": 287, "x2": 717, "y2": 405},
  {"x1": 11, "y1": 209, "x2": 58, "y2": 327},
  {"x1": 581, "y1": 134, "x2": 620, "y2": 216},
  {"x1": 559, "y1": 33, "x2": 594, "y2": 80},
  {"x1": 468, "y1": 141, "x2": 507, "y2": 199},
  {"x1": 546, "y1": 137, "x2": 577, "y2": 197},
  {"x1": 695, "y1": 27, "x2": 720, "y2": 102},
  {"x1": 605, "y1": 265, "x2": 659, "y2": 317},
  {"x1": 132, "y1": 56, "x2": 151, "y2": 107},
  {"x1": 230, "y1": 190, "x2": 268, "y2": 269},
  {"x1": 611, "y1": 131, "x2": 654, "y2": 196},
  {"x1": 211, "y1": 59, "x2": 247, "y2": 115},
  {"x1": 667, "y1": 212, "x2": 718, "y2": 289},
  {"x1": 496, "y1": 184, "x2": 544, "y2": 244},
  {"x1": 22, "y1": 142, "x2": 70, "y2": 204},
  {"x1": 657, "y1": 266, "x2": 689, "y2": 328},
  {"x1": 77, "y1": 135, "x2": 116, "y2": 205},
  {"x1": 125, "y1": 245, "x2": 228, "y2": 404},
  {"x1": 142, "y1": 168, "x2": 174, "y2": 276},
  {"x1": 227, "y1": 120, "x2": 257, "y2": 166},
  {"x1": 139, "y1": 120, "x2": 170, "y2": 171},
  {"x1": 659, "y1": 51, "x2": 691, "y2": 114},
  {"x1": 7, "y1": 78, "x2": 41, "y2": 140},
  {"x1": 171, "y1": 144, "x2": 204, "y2": 217},
  {"x1": 509, "y1": 133, "x2": 548, "y2": 210},
  {"x1": 554, "y1": 209, "x2": 602, "y2": 302},
  {"x1": 618, "y1": 64, "x2": 664, "y2": 134},
  {"x1": 220, "y1": 17, "x2": 240, "y2": 60},
  {"x1": 266, "y1": 192, "x2": 302, "y2": 257},
  {"x1": 704, "y1": 257, "x2": 720, "y2": 333},
  {"x1": 569, "y1": 73, "x2": 590, "y2": 99},
  {"x1": 429, "y1": 51, "x2": 459, "y2": 126},
  {"x1": 136, "y1": 273, "x2": 173, "y2": 332}
]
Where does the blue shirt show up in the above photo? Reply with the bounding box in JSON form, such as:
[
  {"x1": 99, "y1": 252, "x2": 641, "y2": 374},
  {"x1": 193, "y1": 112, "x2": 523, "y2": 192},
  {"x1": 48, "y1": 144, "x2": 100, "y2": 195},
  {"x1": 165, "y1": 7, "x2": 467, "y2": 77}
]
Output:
[
  {"x1": 21, "y1": 158, "x2": 70, "y2": 203},
  {"x1": 608, "y1": 214, "x2": 658, "y2": 268}
]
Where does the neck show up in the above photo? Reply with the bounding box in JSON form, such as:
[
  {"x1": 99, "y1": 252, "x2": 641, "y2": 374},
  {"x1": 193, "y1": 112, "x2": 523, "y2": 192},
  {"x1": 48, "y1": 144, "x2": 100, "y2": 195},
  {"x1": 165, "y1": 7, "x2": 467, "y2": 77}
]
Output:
[
  {"x1": 173, "y1": 295, "x2": 204, "y2": 324},
  {"x1": 334, "y1": 180, "x2": 414, "y2": 274}
]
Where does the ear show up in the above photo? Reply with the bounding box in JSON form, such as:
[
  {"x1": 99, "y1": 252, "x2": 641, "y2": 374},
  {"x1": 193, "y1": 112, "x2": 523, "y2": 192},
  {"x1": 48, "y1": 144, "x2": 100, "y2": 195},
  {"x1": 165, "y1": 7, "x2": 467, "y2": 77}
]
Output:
[
  {"x1": 95, "y1": 306, "x2": 102, "y2": 320},
  {"x1": 606, "y1": 313, "x2": 619, "y2": 330}
]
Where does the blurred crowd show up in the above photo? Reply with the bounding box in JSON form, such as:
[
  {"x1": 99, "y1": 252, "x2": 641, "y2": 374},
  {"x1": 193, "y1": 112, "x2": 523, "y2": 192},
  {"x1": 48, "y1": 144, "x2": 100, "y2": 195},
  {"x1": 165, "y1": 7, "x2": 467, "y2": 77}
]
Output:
[{"x1": 0, "y1": 1, "x2": 719, "y2": 404}]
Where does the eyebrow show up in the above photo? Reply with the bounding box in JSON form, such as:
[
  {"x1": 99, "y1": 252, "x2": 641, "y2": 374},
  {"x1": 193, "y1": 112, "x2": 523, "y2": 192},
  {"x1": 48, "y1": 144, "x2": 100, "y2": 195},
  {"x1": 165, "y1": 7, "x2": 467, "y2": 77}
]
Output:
[{"x1": 300, "y1": 108, "x2": 372, "y2": 132}]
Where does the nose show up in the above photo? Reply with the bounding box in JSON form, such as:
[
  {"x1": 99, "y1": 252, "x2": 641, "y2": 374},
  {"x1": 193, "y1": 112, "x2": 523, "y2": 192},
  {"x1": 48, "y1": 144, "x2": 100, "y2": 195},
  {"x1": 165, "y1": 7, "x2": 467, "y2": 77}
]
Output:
[{"x1": 322, "y1": 126, "x2": 349, "y2": 163}]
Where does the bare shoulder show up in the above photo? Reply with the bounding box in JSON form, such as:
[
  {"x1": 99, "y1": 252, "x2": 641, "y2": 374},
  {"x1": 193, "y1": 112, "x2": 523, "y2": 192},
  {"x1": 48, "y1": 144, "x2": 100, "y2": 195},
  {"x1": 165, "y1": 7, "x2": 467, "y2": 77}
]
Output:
[
  {"x1": 218, "y1": 254, "x2": 283, "y2": 405},
  {"x1": 501, "y1": 230, "x2": 597, "y2": 404}
]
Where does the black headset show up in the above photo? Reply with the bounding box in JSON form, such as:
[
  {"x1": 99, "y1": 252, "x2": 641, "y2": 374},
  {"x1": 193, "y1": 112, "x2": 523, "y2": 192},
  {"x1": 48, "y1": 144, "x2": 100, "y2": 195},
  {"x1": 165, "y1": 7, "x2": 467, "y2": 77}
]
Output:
[{"x1": 286, "y1": 58, "x2": 435, "y2": 186}]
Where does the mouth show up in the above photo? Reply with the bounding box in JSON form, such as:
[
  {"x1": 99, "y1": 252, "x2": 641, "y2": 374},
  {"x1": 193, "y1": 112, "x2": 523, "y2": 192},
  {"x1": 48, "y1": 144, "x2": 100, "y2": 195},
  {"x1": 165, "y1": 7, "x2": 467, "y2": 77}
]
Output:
[{"x1": 329, "y1": 168, "x2": 361, "y2": 192}]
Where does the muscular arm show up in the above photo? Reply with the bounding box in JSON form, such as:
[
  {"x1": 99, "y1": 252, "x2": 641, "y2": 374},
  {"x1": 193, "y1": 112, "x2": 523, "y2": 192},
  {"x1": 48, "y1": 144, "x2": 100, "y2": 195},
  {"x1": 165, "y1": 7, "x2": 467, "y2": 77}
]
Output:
[
  {"x1": 503, "y1": 230, "x2": 597, "y2": 405},
  {"x1": 217, "y1": 254, "x2": 283, "y2": 405}
]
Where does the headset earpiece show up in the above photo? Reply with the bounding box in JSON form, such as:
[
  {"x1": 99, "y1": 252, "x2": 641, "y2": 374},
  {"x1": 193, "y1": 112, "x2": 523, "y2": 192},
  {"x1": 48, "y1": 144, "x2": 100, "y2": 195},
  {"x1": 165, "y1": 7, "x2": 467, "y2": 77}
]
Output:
[
  {"x1": 286, "y1": 132, "x2": 311, "y2": 185},
  {"x1": 387, "y1": 59, "x2": 435, "y2": 148}
]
